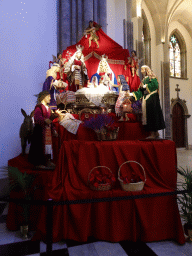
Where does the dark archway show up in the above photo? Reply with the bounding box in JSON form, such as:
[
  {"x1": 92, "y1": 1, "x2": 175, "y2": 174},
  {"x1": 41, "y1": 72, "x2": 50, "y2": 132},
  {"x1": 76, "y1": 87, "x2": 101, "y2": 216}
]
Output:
[
  {"x1": 171, "y1": 97, "x2": 191, "y2": 149},
  {"x1": 172, "y1": 102, "x2": 185, "y2": 147}
]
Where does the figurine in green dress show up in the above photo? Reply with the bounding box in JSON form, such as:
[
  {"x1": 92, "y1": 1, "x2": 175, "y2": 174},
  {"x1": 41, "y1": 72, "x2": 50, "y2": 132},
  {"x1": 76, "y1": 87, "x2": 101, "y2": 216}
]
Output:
[{"x1": 130, "y1": 65, "x2": 165, "y2": 139}]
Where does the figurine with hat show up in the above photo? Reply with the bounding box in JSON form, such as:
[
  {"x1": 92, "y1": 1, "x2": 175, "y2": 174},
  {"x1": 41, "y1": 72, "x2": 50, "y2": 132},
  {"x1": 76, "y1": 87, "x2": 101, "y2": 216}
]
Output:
[{"x1": 28, "y1": 91, "x2": 58, "y2": 169}]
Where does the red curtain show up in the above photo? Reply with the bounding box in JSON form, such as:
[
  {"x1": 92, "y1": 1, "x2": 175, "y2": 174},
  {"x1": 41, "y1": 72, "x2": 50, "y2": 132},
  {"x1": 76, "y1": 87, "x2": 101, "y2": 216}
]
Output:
[{"x1": 31, "y1": 139, "x2": 185, "y2": 244}]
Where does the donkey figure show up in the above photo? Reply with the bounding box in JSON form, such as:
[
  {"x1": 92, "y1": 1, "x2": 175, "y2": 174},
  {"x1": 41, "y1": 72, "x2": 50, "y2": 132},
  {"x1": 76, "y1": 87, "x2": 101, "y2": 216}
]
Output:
[{"x1": 19, "y1": 108, "x2": 34, "y2": 154}]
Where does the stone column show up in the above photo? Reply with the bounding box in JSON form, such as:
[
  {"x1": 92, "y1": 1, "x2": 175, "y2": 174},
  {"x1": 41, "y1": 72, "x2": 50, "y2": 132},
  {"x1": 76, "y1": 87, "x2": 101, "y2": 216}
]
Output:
[
  {"x1": 60, "y1": 0, "x2": 71, "y2": 51},
  {"x1": 71, "y1": 0, "x2": 77, "y2": 45},
  {"x1": 162, "y1": 35, "x2": 171, "y2": 140},
  {"x1": 144, "y1": 38, "x2": 151, "y2": 67},
  {"x1": 126, "y1": 0, "x2": 132, "y2": 23},
  {"x1": 132, "y1": 17, "x2": 143, "y2": 51},
  {"x1": 132, "y1": 17, "x2": 143, "y2": 78},
  {"x1": 162, "y1": 61, "x2": 171, "y2": 139},
  {"x1": 93, "y1": 0, "x2": 98, "y2": 23},
  {"x1": 84, "y1": 0, "x2": 93, "y2": 31},
  {"x1": 123, "y1": 19, "x2": 127, "y2": 49},
  {"x1": 184, "y1": 114, "x2": 191, "y2": 149},
  {"x1": 57, "y1": 0, "x2": 61, "y2": 53},
  {"x1": 122, "y1": 0, "x2": 132, "y2": 51},
  {"x1": 77, "y1": 0, "x2": 83, "y2": 42},
  {"x1": 98, "y1": 0, "x2": 107, "y2": 33},
  {"x1": 126, "y1": 21, "x2": 133, "y2": 52}
]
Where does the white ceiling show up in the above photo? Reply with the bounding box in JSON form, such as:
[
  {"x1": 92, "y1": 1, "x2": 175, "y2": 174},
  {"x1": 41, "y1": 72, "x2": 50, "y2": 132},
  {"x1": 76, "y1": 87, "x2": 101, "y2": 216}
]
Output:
[{"x1": 141, "y1": 0, "x2": 192, "y2": 43}]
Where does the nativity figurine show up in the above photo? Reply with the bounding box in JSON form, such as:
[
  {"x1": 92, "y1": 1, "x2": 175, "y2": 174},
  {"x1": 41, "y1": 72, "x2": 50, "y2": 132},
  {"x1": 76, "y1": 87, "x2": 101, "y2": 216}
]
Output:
[
  {"x1": 64, "y1": 45, "x2": 89, "y2": 92},
  {"x1": 85, "y1": 20, "x2": 101, "y2": 48}
]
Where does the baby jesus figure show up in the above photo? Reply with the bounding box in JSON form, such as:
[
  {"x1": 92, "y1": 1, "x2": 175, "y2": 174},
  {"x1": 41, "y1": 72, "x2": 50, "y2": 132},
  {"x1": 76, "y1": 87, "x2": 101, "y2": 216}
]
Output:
[
  {"x1": 87, "y1": 76, "x2": 98, "y2": 88},
  {"x1": 55, "y1": 109, "x2": 82, "y2": 135}
]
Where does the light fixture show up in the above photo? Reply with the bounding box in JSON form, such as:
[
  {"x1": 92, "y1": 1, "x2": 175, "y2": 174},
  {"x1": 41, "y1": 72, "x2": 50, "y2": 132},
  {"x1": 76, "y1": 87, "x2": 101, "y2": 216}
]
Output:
[
  {"x1": 161, "y1": 38, "x2": 165, "y2": 44},
  {"x1": 137, "y1": 4, "x2": 142, "y2": 17}
]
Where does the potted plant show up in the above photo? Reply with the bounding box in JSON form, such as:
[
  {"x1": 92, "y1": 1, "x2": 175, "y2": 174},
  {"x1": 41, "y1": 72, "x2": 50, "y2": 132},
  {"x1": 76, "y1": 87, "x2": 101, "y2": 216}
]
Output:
[
  {"x1": 0, "y1": 167, "x2": 10, "y2": 199},
  {"x1": 177, "y1": 166, "x2": 192, "y2": 241},
  {"x1": 2, "y1": 166, "x2": 36, "y2": 238},
  {"x1": 0, "y1": 167, "x2": 10, "y2": 217}
]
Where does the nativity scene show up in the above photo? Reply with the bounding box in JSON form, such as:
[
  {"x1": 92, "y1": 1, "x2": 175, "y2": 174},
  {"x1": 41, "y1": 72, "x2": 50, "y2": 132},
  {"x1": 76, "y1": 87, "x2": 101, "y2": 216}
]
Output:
[
  {"x1": 45, "y1": 21, "x2": 141, "y2": 117},
  {"x1": 6, "y1": 16, "x2": 186, "y2": 252}
]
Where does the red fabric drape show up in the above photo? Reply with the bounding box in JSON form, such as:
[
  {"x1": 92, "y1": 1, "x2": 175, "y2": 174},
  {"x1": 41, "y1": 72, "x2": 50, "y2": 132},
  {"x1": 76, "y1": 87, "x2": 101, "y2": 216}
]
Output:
[
  {"x1": 30, "y1": 139, "x2": 185, "y2": 244},
  {"x1": 51, "y1": 115, "x2": 149, "y2": 162}
]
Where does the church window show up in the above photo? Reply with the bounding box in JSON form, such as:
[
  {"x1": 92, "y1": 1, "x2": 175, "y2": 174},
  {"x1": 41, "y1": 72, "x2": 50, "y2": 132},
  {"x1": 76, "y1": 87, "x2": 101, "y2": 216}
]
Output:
[
  {"x1": 169, "y1": 35, "x2": 181, "y2": 78},
  {"x1": 169, "y1": 33, "x2": 187, "y2": 79}
]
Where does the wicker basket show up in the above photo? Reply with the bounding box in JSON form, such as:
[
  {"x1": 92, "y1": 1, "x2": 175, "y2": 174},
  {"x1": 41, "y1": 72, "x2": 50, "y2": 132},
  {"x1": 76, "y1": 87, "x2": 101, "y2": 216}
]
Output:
[
  {"x1": 88, "y1": 166, "x2": 113, "y2": 191},
  {"x1": 118, "y1": 161, "x2": 146, "y2": 191}
]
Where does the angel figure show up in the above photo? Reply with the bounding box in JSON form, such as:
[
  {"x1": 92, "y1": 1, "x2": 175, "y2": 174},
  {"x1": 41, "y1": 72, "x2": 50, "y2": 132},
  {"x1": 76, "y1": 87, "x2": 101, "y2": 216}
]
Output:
[
  {"x1": 127, "y1": 50, "x2": 143, "y2": 92},
  {"x1": 85, "y1": 20, "x2": 101, "y2": 48},
  {"x1": 128, "y1": 50, "x2": 139, "y2": 77}
]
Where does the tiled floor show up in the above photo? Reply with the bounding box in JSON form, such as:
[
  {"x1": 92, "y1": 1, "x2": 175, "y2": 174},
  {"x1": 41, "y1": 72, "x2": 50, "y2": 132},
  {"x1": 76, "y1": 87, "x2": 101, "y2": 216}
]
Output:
[{"x1": 0, "y1": 148, "x2": 192, "y2": 256}]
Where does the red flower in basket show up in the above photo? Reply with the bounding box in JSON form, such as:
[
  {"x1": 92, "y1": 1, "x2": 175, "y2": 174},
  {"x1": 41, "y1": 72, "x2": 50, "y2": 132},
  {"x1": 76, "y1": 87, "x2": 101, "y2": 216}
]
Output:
[
  {"x1": 89, "y1": 167, "x2": 116, "y2": 190},
  {"x1": 97, "y1": 174, "x2": 103, "y2": 182},
  {"x1": 89, "y1": 173, "x2": 95, "y2": 182},
  {"x1": 111, "y1": 176, "x2": 116, "y2": 182},
  {"x1": 93, "y1": 182, "x2": 99, "y2": 188},
  {"x1": 118, "y1": 161, "x2": 146, "y2": 192},
  {"x1": 120, "y1": 173, "x2": 142, "y2": 184}
]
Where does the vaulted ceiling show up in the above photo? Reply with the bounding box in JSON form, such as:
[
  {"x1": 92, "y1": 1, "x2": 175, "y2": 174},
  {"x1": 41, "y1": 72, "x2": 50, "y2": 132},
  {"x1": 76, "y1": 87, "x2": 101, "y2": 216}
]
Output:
[{"x1": 132, "y1": 0, "x2": 192, "y2": 44}]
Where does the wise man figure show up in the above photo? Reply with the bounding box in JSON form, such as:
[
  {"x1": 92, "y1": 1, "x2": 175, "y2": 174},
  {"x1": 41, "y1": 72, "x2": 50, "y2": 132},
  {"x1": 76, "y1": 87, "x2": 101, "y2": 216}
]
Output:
[{"x1": 64, "y1": 45, "x2": 89, "y2": 91}]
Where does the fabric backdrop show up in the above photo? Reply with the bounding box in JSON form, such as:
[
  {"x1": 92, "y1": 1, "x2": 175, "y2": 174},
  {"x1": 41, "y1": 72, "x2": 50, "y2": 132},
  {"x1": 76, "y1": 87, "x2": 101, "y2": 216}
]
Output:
[
  {"x1": 31, "y1": 139, "x2": 185, "y2": 244},
  {"x1": 62, "y1": 25, "x2": 140, "y2": 92}
]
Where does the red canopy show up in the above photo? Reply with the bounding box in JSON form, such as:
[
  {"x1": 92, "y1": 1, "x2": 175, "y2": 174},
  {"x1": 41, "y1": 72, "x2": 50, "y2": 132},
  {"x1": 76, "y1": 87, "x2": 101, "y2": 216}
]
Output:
[{"x1": 62, "y1": 24, "x2": 140, "y2": 91}]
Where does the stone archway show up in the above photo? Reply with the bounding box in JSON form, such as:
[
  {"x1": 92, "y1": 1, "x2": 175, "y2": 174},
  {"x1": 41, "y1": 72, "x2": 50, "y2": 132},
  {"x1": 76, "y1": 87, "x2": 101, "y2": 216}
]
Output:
[{"x1": 171, "y1": 88, "x2": 191, "y2": 149}]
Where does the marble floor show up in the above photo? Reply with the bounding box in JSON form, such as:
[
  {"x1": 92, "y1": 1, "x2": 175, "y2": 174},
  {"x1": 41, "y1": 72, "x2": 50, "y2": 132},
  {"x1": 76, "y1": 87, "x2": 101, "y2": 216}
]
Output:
[{"x1": 0, "y1": 148, "x2": 192, "y2": 256}]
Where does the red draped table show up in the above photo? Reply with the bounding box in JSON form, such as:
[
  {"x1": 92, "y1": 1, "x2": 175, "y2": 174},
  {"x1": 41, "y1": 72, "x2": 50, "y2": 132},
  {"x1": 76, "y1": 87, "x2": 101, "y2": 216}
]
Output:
[
  {"x1": 29, "y1": 139, "x2": 185, "y2": 244},
  {"x1": 52, "y1": 114, "x2": 150, "y2": 163}
]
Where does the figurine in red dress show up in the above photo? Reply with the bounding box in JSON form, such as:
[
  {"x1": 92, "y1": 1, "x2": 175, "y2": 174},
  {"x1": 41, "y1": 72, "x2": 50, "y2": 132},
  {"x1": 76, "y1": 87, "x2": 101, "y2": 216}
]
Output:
[
  {"x1": 128, "y1": 51, "x2": 140, "y2": 92},
  {"x1": 28, "y1": 91, "x2": 57, "y2": 169}
]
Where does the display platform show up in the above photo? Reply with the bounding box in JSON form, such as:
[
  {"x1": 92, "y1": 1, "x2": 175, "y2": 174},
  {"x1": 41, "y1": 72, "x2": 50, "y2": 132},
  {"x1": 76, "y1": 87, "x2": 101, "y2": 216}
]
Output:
[
  {"x1": 52, "y1": 112, "x2": 149, "y2": 162},
  {"x1": 7, "y1": 139, "x2": 185, "y2": 245}
]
